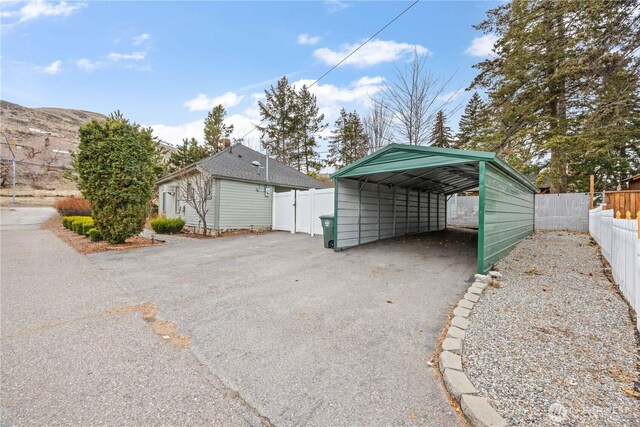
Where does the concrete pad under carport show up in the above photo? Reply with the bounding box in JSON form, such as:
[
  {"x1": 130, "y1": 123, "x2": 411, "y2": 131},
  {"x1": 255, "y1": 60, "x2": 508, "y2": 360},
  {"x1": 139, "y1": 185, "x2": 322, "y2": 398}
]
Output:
[{"x1": 90, "y1": 228, "x2": 478, "y2": 426}]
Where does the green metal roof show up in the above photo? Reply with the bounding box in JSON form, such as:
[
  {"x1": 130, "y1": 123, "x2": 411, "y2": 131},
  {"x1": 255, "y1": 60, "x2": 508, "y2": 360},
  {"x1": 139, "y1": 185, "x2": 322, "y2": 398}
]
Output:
[{"x1": 331, "y1": 144, "x2": 537, "y2": 193}]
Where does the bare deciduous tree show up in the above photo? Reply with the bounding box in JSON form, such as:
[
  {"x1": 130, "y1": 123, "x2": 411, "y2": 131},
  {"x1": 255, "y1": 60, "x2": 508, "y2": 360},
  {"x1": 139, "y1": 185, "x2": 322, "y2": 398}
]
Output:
[
  {"x1": 382, "y1": 50, "x2": 453, "y2": 145},
  {"x1": 363, "y1": 98, "x2": 394, "y2": 153},
  {"x1": 177, "y1": 168, "x2": 215, "y2": 236}
]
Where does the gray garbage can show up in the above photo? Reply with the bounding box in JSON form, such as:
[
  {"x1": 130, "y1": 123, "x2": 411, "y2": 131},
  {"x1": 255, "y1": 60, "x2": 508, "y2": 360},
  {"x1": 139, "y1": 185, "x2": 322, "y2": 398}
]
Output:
[{"x1": 319, "y1": 215, "x2": 334, "y2": 249}]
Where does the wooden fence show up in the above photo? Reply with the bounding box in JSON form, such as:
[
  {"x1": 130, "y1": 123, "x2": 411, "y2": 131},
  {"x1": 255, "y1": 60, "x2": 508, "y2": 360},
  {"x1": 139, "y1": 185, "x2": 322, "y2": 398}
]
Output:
[
  {"x1": 589, "y1": 207, "x2": 639, "y2": 331},
  {"x1": 604, "y1": 191, "x2": 640, "y2": 219}
]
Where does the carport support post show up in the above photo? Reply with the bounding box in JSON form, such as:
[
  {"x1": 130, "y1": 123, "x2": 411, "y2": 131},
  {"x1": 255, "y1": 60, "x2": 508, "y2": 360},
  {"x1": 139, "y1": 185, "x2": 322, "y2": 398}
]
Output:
[
  {"x1": 377, "y1": 183, "x2": 381, "y2": 240},
  {"x1": 406, "y1": 187, "x2": 409, "y2": 235},
  {"x1": 418, "y1": 190, "x2": 421, "y2": 233},
  {"x1": 428, "y1": 192, "x2": 431, "y2": 231},
  {"x1": 477, "y1": 161, "x2": 486, "y2": 273},
  {"x1": 437, "y1": 193, "x2": 440, "y2": 230},
  {"x1": 357, "y1": 178, "x2": 362, "y2": 245},
  {"x1": 392, "y1": 186, "x2": 397, "y2": 236}
]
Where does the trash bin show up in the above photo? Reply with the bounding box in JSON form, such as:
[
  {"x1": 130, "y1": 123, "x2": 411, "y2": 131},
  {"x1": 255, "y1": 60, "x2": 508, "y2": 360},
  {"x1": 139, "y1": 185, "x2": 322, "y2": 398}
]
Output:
[{"x1": 319, "y1": 215, "x2": 334, "y2": 249}]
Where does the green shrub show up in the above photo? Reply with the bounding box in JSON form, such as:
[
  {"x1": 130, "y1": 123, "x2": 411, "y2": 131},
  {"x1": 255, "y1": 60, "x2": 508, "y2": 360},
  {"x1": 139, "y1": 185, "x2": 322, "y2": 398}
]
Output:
[
  {"x1": 62, "y1": 216, "x2": 85, "y2": 229},
  {"x1": 82, "y1": 219, "x2": 95, "y2": 235},
  {"x1": 88, "y1": 228, "x2": 103, "y2": 242},
  {"x1": 150, "y1": 217, "x2": 185, "y2": 234},
  {"x1": 69, "y1": 216, "x2": 92, "y2": 235}
]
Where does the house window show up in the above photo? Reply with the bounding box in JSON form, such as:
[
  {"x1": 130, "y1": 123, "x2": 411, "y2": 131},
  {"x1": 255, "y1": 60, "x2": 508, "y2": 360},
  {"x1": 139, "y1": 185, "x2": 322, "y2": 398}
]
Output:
[
  {"x1": 161, "y1": 192, "x2": 166, "y2": 213},
  {"x1": 175, "y1": 187, "x2": 180, "y2": 213}
]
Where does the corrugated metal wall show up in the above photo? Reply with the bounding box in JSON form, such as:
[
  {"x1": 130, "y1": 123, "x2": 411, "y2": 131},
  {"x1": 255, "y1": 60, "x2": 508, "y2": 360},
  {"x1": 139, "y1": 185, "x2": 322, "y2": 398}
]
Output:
[
  {"x1": 479, "y1": 162, "x2": 535, "y2": 272},
  {"x1": 335, "y1": 178, "x2": 445, "y2": 249},
  {"x1": 218, "y1": 179, "x2": 272, "y2": 230}
]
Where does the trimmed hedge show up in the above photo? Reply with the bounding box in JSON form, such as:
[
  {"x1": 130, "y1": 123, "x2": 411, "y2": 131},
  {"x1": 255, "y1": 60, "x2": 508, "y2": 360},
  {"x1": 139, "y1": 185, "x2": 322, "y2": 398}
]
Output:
[
  {"x1": 150, "y1": 217, "x2": 185, "y2": 234},
  {"x1": 88, "y1": 228, "x2": 103, "y2": 242}
]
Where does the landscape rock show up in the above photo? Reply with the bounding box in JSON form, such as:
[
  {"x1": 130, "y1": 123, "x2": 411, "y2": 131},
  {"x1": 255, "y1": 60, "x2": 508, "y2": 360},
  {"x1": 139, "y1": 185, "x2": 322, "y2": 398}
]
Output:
[
  {"x1": 472, "y1": 281, "x2": 489, "y2": 290},
  {"x1": 488, "y1": 271, "x2": 502, "y2": 280},
  {"x1": 447, "y1": 326, "x2": 466, "y2": 340},
  {"x1": 442, "y1": 337, "x2": 462, "y2": 354},
  {"x1": 461, "y1": 395, "x2": 508, "y2": 427},
  {"x1": 457, "y1": 299, "x2": 474, "y2": 310},
  {"x1": 443, "y1": 369, "x2": 477, "y2": 401},
  {"x1": 451, "y1": 316, "x2": 470, "y2": 330},
  {"x1": 439, "y1": 351, "x2": 462, "y2": 373},
  {"x1": 464, "y1": 292, "x2": 480, "y2": 303},
  {"x1": 468, "y1": 286, "x2": 483, "y2": 296},
  {"x1": 474, "y1": 274, "x2": 490, "y2": 284},
  {"x1": 453, "y1": 306, "x2": 471, "y2": 318}
]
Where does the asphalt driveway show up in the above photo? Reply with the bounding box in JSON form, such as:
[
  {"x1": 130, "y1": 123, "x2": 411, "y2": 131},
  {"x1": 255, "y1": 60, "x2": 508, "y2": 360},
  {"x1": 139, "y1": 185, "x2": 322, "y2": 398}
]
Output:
[{"x1": 90, "y1": 228, "x2": 478, "y2": 426}]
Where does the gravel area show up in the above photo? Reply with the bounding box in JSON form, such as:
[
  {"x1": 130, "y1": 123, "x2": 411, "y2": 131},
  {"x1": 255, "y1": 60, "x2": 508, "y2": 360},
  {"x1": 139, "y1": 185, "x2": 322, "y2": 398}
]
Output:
[{"x1": 464, "y1": 231, "x2": 639, "y2": 426}]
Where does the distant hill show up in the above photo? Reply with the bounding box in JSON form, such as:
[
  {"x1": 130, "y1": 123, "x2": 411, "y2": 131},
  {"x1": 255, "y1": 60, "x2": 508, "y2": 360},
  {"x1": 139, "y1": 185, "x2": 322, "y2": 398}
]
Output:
[{"x1": 0, "y1": 100, "x2": 173, "y2": 191}]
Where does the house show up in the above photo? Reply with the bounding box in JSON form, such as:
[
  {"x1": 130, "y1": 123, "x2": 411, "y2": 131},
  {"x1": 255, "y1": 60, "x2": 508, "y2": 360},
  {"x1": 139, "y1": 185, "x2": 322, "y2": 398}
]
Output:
[
  {"x1": 156, "y1": 144, "x2": 329, "y2": 233},
  {"x1": 622, "y1": 174, "x2": 640, "y2": 190}
]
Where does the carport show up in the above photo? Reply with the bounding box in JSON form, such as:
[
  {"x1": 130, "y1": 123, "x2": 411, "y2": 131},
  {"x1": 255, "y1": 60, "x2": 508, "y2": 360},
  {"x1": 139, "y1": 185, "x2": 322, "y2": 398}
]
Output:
[{"x1": 330, "y1": 144, "x2": 537, "y2": 273}]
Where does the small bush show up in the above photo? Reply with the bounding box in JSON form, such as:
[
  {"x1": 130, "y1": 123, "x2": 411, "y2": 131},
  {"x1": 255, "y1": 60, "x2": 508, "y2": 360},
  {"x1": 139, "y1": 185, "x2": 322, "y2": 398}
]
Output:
[
  {"x1": 62, "y1": 216, "x2": 81, "y2": 229},
  {"x1": 150, "y1": 217, "x2": 185, "y2": 234},
  {"x1": 69, "y1": 216, "x2": 92, "y2": 235},
  {"x1": 54, "y1": 197, "x2": 91, "y2": 217},
  {"x1": 88, "y1": 228, "x2": 103, "y2": 242}
]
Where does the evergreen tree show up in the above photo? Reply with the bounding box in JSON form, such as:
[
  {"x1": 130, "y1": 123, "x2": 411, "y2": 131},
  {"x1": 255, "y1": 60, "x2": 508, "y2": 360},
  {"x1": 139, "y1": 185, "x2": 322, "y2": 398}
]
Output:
[
  {"x1": 429, "y1": 110, "x2": 453, "y2": 148},
  {"x1": 327, "y1": 109, "x2": 369, "y2": 169},
  {"x1": 168, "y1": 138, "x2": 208, "y2": 172},
  {"x1": 203, "y1": 105, "x2": 234, "y2": 154},
  {"x1": 257, "y1": 76, "x2": 297, "y2": 164},
  {"x1": 470, "y1": 0, "x2": 639, "y2": 192},
  {"x1": 456, "y1": 93, "x2": 488, "y2": 150},
  {"x1": 73, "y1": 112, "x2": 157, "y2": 244},
  {"x1": 292, "y1": 85, "x2": 326, "y2": 173}
]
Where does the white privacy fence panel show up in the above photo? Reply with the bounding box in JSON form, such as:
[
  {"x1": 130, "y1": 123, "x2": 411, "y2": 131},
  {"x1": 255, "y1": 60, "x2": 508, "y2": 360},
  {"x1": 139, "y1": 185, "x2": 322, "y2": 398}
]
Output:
[
  {"x1": 447, "y1": 193, "x2": 590, "y2": 231},
  {"x1": 590, "y1": 207, "x2": 639, "y2": 331},
  {"x1": 272, "y1": 188, "x2": 334, "y2": 236}
]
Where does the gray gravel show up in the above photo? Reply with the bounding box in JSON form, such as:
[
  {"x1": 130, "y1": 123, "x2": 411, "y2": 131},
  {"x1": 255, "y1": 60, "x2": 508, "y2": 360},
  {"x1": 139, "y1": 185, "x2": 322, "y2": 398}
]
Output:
[{"x1": 464, "y1": 231, "x2": 639, "y2": 426}]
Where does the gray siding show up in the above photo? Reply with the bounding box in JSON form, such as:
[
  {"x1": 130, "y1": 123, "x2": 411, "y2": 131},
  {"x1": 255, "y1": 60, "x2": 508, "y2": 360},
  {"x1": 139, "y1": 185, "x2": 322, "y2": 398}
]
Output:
[
  {"x1": 335, "y1": 178, "x2": 445, "y2": 249},
  {"x1": 159, "y1": 178, "x2": 217, "y2": 228},
  {"x1": 218, "y1": 179, "x2": 273, "y2": 230}
]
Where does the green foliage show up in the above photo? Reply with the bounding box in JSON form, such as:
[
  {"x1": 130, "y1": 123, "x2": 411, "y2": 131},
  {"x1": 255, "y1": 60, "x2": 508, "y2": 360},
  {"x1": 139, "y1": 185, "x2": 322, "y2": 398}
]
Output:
[
  {"x1": 150, "y1": 217, "x2": 185, "y2": 234},
  {"x1": 69, "y1": 217, "x2": 93, "y2": 235},
  {"x1": 72, "y1": 111, "x2": 158, "y2": 244},
  {"x1": 168, "y1": 138, "x2": 209, "y2": 172},
  {"x1": 258, "y1": 76, "x2": 326, "y2": 172},
  {"x1": 203, "y1": 105, "x2": 234, "y2": 154},
  {"x1": 469, "y1": 0, "x2": 639, "y2": 192},
  {"x1": 455, "y1": 93, "x2": 490, "y2": 150},
  {"x1": 62, "y1": 216, "x2": 87, "y2": 229},
  {"x1": 429, "y1": 110, "x2": 454, "y2": 148},
  {"x1": 88, "y1": 228, "x2": 103, "y2": 242},
  {"x1": 327, "y1": 109, "x2": 369, "y2": 169}
]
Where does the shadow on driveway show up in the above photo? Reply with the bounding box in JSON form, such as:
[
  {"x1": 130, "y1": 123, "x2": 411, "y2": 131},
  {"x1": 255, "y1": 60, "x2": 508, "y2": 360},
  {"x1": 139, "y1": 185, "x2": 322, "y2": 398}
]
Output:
[{"x1": 90, "y1": 227, "x2": 477, "y2": 426}]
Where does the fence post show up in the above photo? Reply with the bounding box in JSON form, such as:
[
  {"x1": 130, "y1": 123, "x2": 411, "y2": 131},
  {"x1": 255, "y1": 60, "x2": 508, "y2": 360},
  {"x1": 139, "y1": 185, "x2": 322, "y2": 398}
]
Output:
[
  {"x1": 309, "y1": 188, "x2": 315, "y2": 237},
  {"x1": 291, "y1": 189, "x2": 296, "y2": 234}
]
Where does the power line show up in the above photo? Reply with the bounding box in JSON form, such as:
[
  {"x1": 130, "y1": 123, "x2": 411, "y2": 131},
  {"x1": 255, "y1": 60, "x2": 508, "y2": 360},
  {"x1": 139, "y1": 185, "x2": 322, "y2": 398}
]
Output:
[{"x1": 240, "y1": 0, "x2": 421, "y2": 141}]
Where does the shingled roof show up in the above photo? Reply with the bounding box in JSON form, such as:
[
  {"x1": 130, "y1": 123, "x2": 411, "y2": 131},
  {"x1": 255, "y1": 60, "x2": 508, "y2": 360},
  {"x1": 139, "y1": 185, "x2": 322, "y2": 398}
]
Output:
[{"x1": 158, "y1": 143, "x2": 329, "y2": 189}]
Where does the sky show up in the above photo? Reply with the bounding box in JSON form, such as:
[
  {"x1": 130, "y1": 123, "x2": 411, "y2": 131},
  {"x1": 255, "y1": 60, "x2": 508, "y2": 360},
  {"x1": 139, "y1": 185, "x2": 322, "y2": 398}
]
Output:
[{"x1": 1, "y1": 0, "x2": 498, "y2": 155}]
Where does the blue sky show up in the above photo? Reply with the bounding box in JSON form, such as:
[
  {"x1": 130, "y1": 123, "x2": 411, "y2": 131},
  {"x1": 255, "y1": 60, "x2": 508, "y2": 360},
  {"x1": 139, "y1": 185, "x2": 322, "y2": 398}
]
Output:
[{"x1": 1, "y1": 0, "x2": 497, "y2": 153}]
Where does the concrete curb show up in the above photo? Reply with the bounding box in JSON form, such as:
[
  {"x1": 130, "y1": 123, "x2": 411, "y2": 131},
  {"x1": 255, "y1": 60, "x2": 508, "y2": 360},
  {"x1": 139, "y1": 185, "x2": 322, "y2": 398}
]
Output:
[{"x1": 439, "y1": 271, "x2": 509, "y2": 427}]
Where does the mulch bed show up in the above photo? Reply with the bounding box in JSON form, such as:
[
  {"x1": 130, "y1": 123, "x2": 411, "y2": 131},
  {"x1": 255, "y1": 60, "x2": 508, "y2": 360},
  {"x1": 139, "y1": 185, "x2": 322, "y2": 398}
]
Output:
[{"x1": 43, "y1": 215, "x2": 163, "y2": 254}]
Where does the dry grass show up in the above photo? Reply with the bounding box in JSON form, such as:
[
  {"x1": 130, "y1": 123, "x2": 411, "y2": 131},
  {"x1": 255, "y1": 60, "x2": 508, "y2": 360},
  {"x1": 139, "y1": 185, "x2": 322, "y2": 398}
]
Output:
[{"x1": 43, "y1": 214, "x2": 162, "y2": 254}]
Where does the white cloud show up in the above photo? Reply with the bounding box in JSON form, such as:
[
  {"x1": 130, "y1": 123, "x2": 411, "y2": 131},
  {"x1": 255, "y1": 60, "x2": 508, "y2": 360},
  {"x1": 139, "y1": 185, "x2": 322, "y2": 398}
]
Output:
[
  {"x1": 465, "y1": 34, "x2": 498, "y2": 57},
  {"x1": 353, "y1": 75, "x2": 384, "y2": 87},
  {"x1": 314, "y1": 39, "x2": 428, "y2": 68},
  {"x1": 2, "y1": 0, "x2": 86, "y2": 23},
  {"x1": 437, "y1": 89, "x2": 464, "y2": 102},
  {"x1": 150, "y1": 120, "x2": 205, "y2": 146},
  {"x1": 183, "y1": 92, "x2": 245, "y2": 112},
  {"x1": 132, "y1": 33, "x2": 150, "y2": 46},
  {"x1": 36, "y1": 59, "x2": 62, "y2": 74},
  {"x1": 324, "y1": 0, "x2": 349, "y2": 13},
  {"x1": 298, "y1": 33, "x2": 321, "y2": 45},
  {"x1": 75, "y1": 58, "x2": 101, "y2": 71},
  {"x1": 107, "y1": 50, "x2": 147, "y2": 61}
]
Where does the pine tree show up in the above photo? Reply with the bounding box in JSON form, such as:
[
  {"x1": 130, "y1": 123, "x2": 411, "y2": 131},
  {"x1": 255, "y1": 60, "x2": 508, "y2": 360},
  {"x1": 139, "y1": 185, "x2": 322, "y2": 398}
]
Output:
[
  {"x1": 168, "y1": 138, "x2": 208, "y2": 172},
  {"x1": 429, "y1": 110, "x2": 453, "y2": 148},
  {"x1": 203, "y1": 105, "x2": 234, "y2": 154},
  {"x1": 470, "y1": 0, "x2": 639, "y2": 192},
  {"x1": 456, "y1": 93, "x2": 488, "y2": 150},
  {"x1": 327, "y1": 109, "x2": 369, "y2": 169},
  {"x1": 257, "y1": 76, "x2": 297, "y2": 164},
  {"x1": 292, "y1": 85, "x2": 326, "y2": 173}
]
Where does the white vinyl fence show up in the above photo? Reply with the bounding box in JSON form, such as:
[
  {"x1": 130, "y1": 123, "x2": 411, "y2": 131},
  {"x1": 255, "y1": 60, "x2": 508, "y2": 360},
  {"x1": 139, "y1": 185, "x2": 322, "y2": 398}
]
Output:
[
  {"x1": 447, "y1": 193, "x2": 590, "y2": 232},
  {"x1": 272, "y1": 188, "x2": 334, "y2": 236},
  {"x1": 590, "y1": 207, "x2": 640, "y2": 331}
]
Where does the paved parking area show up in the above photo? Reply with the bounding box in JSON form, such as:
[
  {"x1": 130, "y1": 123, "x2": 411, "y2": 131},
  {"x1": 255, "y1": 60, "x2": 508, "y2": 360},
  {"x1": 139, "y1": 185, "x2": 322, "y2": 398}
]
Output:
[{"x1": 90, "y1": 228, "x2": 478, "y2": 426}]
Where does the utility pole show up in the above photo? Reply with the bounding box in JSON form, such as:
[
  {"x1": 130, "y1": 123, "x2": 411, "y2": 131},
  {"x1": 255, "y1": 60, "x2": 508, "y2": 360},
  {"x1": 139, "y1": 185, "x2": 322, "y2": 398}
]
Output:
[{"x1": 1, "y1": 132, "x2": 16, "y2": 203}]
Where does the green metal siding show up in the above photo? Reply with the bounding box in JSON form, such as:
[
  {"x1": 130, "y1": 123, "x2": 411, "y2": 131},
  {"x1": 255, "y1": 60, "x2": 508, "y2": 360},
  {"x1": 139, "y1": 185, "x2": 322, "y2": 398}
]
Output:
[
  {"x1": 218, "y1": 179, "x2": 272, "y2": 230},
  {"x1": 478, "y1": 162, "x2": 535, "y2": 273}
]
